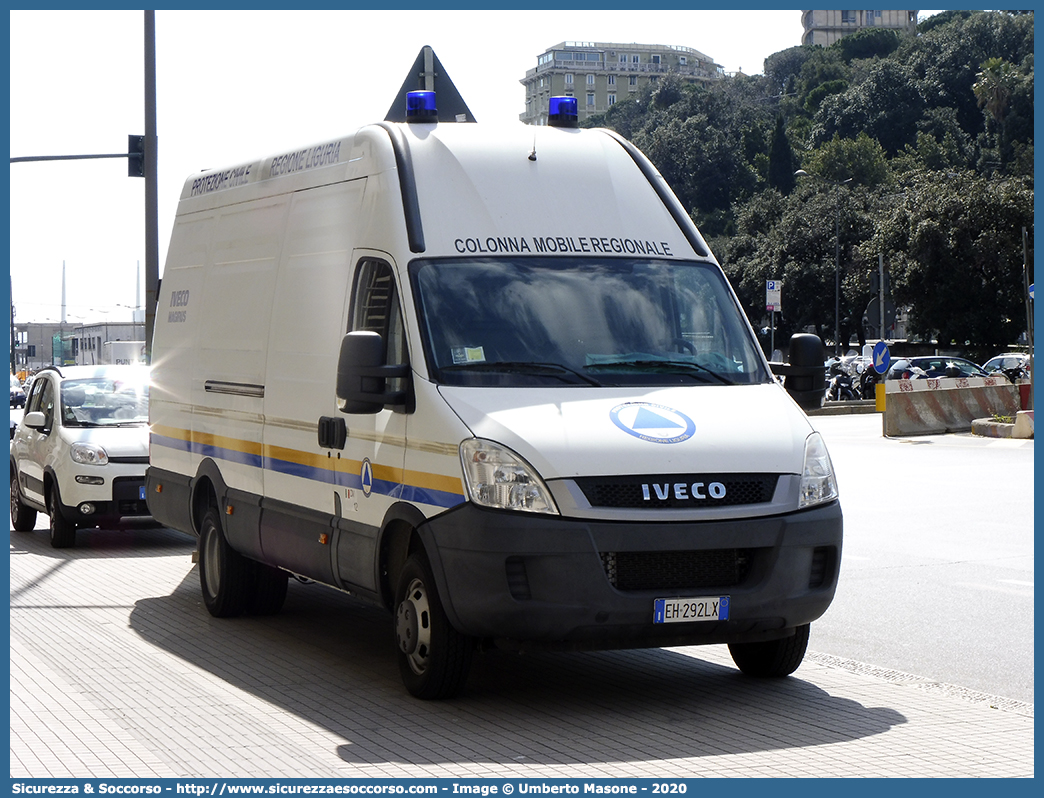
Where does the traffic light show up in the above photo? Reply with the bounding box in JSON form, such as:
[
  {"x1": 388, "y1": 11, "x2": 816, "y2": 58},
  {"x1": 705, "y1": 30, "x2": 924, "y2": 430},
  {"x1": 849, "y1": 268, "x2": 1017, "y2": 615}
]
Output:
[{"x1": 128, "y1": 134, "x2": 145, "y2": 177}]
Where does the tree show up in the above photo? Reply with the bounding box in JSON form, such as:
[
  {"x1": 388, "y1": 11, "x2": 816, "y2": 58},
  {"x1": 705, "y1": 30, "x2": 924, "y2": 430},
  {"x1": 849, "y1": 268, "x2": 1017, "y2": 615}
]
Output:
[
  {"x1": 864, "y1": 171, "x2": 1033, "y2": 347},
  {"x1": 973, "y1": 57, "x2": 1020, "y2": 168},
  {"x1": 804, "y1": 132, "x2": 890, "y2": 186},
  {"x1": 767, "y1": 115, "x2": 796, "y2": 194},
  {"x1": 811, "y1": 59, "x2": 924, "y2": 155},
  {"x1": 835, "y1": 27, "x2": 901, "y2": 62}
]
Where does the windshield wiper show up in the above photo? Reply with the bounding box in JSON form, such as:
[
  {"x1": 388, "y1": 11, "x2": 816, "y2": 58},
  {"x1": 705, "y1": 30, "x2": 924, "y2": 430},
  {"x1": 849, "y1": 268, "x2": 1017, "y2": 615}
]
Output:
[
  {"x1": 584, "y1": 359, "x2": 736, "y2": 385},
  {"x1": 441, "y1": 361, "x2": 602, "y2": 386}
]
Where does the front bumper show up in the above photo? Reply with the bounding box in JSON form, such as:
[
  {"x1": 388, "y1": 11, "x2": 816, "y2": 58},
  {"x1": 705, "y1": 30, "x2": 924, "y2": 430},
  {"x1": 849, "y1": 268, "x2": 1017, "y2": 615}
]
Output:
[
  {"x1": 56, "y1": 473, "x2": 157, "y2": 528},
  {"x1": 420, "y1": 501, "x2": 843, "y2": 651}
]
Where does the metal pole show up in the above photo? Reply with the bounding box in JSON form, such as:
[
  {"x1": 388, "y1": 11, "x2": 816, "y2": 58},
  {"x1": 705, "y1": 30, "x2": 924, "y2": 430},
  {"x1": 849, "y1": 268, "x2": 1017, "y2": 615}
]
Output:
[
  {"x1": 1023, "y1": 226, "x2": 1033, "y2": 410},
  {"x1": 10, "y1": 275, "x2": 15, "y2": 374},
  {"x1": 144, "y1": 10, "x2": 159, "y2": 364},
  {"x1": 879, "y1": 252, "x2": 885, "y2": 340},
  {"x1": 834, "y1": 186, "x2": 840, "y2": 355}
]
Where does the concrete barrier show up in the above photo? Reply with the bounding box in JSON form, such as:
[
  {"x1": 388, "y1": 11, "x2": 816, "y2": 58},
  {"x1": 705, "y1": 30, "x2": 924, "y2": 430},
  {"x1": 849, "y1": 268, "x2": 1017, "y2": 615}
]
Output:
[{"x1": 882, "y1": 376, "x2": 1022, "y2": 437}]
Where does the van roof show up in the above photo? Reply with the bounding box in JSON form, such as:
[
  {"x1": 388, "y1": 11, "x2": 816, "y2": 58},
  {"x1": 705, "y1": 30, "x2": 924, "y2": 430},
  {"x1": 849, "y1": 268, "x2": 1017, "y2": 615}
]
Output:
[{"x1": 175, "y1": 121, "x2": 713, "y2": 262}]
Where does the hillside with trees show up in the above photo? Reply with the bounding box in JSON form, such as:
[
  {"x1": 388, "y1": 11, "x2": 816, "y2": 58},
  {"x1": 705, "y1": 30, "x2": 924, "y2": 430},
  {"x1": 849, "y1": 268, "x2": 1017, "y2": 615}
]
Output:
[{"x1": 584, "y1": 10, "x2": 1034, "y2": 356}]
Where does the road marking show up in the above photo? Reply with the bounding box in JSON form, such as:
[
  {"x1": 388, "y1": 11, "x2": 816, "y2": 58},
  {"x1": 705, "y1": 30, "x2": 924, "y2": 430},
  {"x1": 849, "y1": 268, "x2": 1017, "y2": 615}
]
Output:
[{"x1": 998, "y1": 579, "x2": 1034, "y2": 587}]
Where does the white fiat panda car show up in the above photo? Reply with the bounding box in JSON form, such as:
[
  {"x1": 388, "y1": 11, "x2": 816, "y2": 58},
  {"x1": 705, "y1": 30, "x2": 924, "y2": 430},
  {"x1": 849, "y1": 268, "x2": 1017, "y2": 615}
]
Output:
[{"x1": 10, "y1": 364, "x2": 155, "y2": 547}]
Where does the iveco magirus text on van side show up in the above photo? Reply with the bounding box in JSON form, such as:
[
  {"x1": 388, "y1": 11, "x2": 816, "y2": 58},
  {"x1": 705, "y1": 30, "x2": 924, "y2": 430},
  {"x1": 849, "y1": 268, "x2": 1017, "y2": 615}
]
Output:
[{"x1": 147, "y1": 56, "x2": 841, "y2": 699}]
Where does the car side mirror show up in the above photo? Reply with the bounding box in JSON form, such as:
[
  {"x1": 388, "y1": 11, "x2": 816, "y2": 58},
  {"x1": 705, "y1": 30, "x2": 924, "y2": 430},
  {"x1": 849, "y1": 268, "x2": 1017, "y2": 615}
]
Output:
[{"x1": 22, "y1": 410, "x2": 47, "y2": 430}]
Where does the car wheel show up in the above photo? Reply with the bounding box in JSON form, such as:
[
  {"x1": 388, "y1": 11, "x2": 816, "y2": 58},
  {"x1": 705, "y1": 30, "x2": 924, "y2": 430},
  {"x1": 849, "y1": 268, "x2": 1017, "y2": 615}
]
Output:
[
  {"x1": 48, "y1": 483, "x2": 77, "y2": 549},
  {"x1": 198, "y1": 506, "x2": 252, "y2": 618},
  {"x1": 728, "y1": 623, "x2": 810, "y2": 677},
  {"x1": 10, "y1": 470, "x2": 37, "y2": 532},
  {"x1": 247, "y1": 561, "x2": 289, "y2": 616},
  {"x1": 394, "y1": 549, "x2": 473, "y2": 699}
]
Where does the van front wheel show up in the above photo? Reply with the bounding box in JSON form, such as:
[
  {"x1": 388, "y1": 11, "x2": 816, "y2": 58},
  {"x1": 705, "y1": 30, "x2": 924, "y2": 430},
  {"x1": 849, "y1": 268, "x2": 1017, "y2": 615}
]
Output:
[
  {"x1": 199, "y1": 507, "x2": 252, "y2": 618},
  {"x1": 728, "y1": 623, "x2": 810, "y2": 677},
  {"x1": 394, "y1": 550, "x2": 473, "y2": 699}
]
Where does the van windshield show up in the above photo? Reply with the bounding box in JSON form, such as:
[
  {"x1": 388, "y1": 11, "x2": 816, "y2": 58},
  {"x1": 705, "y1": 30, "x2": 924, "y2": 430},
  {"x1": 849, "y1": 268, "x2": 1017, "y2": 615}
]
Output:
[{"x1": 410, "y1": 257, "x2": 770, "y2": 388}]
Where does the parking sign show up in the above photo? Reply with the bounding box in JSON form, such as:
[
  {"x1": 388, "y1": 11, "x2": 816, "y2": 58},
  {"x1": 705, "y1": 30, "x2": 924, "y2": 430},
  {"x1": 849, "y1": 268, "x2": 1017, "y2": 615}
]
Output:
[{"x1": 766, "y1": 280, "x2": 782, "y2": 312}]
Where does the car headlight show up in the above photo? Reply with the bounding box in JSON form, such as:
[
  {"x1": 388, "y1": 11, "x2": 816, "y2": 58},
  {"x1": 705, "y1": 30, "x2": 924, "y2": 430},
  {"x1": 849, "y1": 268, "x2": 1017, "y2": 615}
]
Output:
[
  {"x1": 70, "y1": 442, "x2": 109, "y2": 466},
  {"x1": 798, "y1": 431, "x2": 838, "y2": 508},
  {"x1": 460, "y1": 439, "x2": 558, "y2": 514}
]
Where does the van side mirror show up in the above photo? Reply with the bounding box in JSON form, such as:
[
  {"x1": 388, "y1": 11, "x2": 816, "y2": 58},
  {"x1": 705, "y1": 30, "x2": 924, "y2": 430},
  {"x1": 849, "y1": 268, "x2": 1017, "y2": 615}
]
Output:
[
  {"x1": 769, "y1": 333, "x2": 826, "y2": 412},
  {"x1": 336, "y1": 331, "x2": 411, "y2": 414}
]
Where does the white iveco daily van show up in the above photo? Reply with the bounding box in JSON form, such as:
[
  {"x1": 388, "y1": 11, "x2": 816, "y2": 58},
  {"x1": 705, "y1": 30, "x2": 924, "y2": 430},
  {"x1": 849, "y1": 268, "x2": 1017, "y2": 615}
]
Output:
[{"x1": 148, "y1": 66, "x2": 841, "y2": 699}]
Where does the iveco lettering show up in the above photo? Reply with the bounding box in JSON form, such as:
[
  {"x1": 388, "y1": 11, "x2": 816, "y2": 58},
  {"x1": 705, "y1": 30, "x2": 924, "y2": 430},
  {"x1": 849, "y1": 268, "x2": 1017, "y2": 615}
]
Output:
[{"x1": 146, "y1": 47, "x2": 841, "y2": 700}]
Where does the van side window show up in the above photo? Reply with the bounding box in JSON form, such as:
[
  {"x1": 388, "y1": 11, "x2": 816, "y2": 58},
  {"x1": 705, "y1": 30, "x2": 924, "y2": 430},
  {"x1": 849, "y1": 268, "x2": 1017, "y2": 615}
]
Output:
[{"x1": 349, "y1": 258, "x2": 408, "y2": 371}]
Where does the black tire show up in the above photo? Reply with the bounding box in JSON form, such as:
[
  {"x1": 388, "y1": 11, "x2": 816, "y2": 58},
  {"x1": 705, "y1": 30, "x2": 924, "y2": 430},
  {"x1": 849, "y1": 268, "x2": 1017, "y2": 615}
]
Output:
[
  {"x1": 198, "y1": 506, "x2": 252, "y2": 618},
  {"x1": 729, "y1": 623, "x2": 810, "y2": 677},
  {"x1": 247, "y1": 561, "x2": 289, "y2": 616},
  {"x1": 394, "y1": 550, "x2": 473, "y2": 699},
  {"x1": 10, "y1": 469, "x2": 37, "y2": 532},
  {"x1": 48, "y1": 482, "x2": 77, "y2": 549}
]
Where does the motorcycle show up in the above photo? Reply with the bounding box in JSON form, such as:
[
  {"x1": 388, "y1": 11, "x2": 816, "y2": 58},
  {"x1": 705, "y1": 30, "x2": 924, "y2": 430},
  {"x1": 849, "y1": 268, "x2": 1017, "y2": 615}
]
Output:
[
  {"x1": 826, "y1": 362, "x2": 858, "y2": 401},
  {"x1": 859, "y1": 366, "x2": 882, "y2": 400},
  {"x1": 1000, "y1": 366, "x2": 1030, "y2": 384}
]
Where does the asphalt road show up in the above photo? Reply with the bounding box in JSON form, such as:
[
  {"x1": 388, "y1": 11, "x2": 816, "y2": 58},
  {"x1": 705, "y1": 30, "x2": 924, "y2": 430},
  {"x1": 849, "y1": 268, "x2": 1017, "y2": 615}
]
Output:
[{"x1": 809, "y1": 412, "x2": 1034, "y2": 703}]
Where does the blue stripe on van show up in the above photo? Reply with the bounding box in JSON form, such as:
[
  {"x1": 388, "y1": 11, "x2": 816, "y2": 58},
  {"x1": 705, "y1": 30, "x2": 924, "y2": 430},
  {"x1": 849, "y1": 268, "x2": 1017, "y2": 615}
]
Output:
[{"x1": 151, "y1": 432, "x2": 464, "y2": 509}]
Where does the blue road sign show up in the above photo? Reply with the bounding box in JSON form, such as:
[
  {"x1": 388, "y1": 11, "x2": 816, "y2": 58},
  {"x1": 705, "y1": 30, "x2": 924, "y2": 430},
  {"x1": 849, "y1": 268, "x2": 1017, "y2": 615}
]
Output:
[{"x1": 872, "y1": 340, "x2": 891, "y2": 374}]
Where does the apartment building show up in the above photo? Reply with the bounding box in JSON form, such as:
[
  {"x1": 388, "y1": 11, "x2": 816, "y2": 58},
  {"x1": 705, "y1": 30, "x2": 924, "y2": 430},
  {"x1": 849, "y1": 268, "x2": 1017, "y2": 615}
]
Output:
[
  {"x1": 801, "y1": 10, "x2": 918, "y2": 47},
  {"x1": 520, "y1": 41, "x2": 722, "y2": 125}
]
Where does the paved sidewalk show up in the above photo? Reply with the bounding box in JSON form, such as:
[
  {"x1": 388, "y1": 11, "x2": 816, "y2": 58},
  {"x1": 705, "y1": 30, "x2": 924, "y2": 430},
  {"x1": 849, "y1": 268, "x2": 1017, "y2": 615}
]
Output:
[{"x1": 9, "y1": 523, "x2": 1033, "y2": 779}]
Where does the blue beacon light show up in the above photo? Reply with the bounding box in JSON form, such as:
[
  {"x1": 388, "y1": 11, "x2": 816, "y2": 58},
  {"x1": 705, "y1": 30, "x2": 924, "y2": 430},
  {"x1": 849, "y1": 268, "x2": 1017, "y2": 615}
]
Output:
[
  {"x1": 547, "y1": 96, "x2": 579, "y2": 128},
  {"x1": 406, "y1": 91, "x2": 438, "y2": 122}
]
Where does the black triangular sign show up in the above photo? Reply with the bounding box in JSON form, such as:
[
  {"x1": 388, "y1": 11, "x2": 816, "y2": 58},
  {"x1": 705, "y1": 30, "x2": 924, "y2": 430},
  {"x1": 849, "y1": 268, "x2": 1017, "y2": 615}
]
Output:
[{"x1": 385, "y1": 45, "x2": 477, "y2": 123}]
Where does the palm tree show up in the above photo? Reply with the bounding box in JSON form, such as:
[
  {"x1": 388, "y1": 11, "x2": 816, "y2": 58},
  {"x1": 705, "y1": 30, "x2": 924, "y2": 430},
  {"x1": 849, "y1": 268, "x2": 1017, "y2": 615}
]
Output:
[{"x1": 972, "y1": 58, "x2": 1015, "y2": 159}]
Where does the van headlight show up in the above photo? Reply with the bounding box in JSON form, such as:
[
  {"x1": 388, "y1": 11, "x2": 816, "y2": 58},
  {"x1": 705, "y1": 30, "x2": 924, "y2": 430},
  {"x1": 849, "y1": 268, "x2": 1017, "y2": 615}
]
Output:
[
  {"x1": 70, "y1": 442, "x2": 109, "y2": 466},
  {"x1": 460, "y1": 439, "x2": 559, "y2": 515},
  {"x1": 798, "y1": 432, "x2": 838, "y2": 508}
]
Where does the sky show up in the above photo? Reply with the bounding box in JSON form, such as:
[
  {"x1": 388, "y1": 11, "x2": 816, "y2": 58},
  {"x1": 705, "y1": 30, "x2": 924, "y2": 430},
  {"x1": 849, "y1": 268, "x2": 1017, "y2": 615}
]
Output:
[{"x1": 8, "y1": 8, "x2": 939, "y2": 326}]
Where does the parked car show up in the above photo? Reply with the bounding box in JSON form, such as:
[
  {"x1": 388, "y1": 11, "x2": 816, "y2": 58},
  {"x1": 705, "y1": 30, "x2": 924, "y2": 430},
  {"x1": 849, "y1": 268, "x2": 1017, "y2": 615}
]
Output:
[
  {"x1": 981, "y1": 353, "x2": 1031, "y2": 382},
  {"x1": 884, "y1": 356, "x2": 990, "y2": 381},
  {"x1": 10, "y1": 364, "x2": 156, "y2": 547},
  {"x1": 10, "y1": 373, "x2": 26, "y2": 408}
]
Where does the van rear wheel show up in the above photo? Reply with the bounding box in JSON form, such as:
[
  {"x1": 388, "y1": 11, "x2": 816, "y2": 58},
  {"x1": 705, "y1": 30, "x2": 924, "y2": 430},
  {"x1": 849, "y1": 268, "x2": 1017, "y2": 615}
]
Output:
[
  {"x1": 394, "y1": 550, "x2": 473, "y2": 699},
  {"x1": 728, "y1": 623, "x2": 810, "y2": 677},
  {"x1": 198, "y1": 506, "x2": 252, "y2": 617}
]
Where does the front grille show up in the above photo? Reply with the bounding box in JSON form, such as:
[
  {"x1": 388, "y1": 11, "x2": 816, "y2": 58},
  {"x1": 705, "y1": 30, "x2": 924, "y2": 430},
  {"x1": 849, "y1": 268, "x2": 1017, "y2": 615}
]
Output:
[
  {"x1": 117, "y1": 500, "x2": 150, "y2": 515},
  {"x1": 113, "y1": 477, "x2": 148, "y2": 517},
  {"x1": 601, "y1": 548, "x2": 754, "y2": 591},
  {"x1": 576, "y1": 474, "x2": 778, "y2": 509}
]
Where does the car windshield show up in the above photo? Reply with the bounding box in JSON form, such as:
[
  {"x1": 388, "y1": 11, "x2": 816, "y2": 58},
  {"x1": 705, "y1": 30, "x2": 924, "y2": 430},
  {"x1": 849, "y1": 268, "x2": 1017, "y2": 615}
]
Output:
[
  {"x1": 410, "y1": 257, "x2": 769, "y2": 388},
  {"x1": 60, "y1": 376, "x2": 149, "y2": 427}
]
